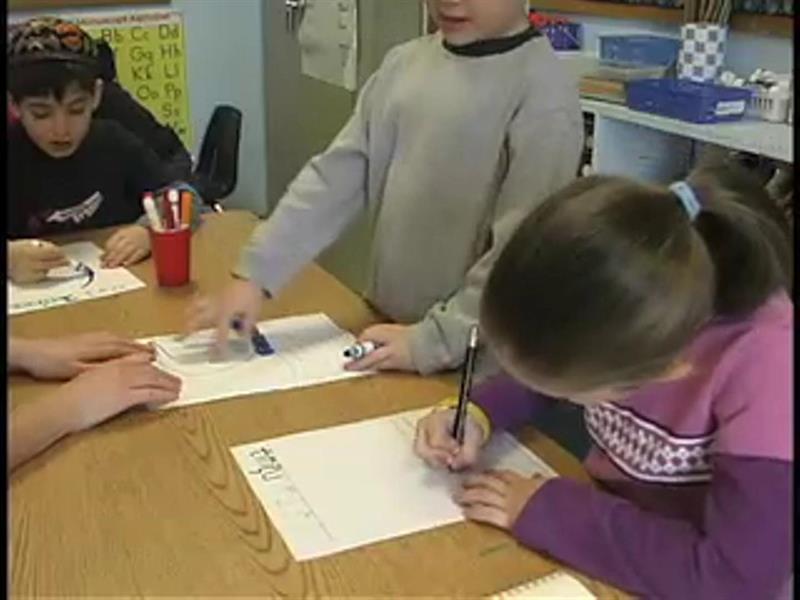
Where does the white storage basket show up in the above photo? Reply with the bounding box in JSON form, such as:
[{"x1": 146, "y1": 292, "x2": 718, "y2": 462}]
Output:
[{"x1": 746, "y1": 86, "x2": 790, "y2": 122}]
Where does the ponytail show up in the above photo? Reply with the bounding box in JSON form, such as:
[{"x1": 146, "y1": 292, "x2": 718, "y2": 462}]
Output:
[{"x1": 688, "y1": 160, "x2": 792, "y2": 315}]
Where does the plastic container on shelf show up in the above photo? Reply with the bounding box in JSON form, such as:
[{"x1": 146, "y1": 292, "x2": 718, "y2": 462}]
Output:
[
  {"x1": 555, "y1": 51, "x2": 600, "y2": 80},
  {"x1": 746, "y1": 85, "x2": 791, "y2": 122},
  {"x1": 591, "y1": 63, "x2": 670, "y2": 82},
  {"x1": 599, "y1": 35, "x2": 681, "y2": 67},
  {"x1": 541, "y1": 22, "x2": 582, "y2": 51},
  {"x1": 529, "y1": 12, "x2": 582, "y2": 51},
  {"x1": 626, "y1": 78, "x2": 753, "y2": 124}
]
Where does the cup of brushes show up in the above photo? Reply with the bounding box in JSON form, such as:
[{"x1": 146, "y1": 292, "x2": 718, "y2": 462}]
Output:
[{"x1": 145, "y1": 189, "x2": 193, "y2": 287}]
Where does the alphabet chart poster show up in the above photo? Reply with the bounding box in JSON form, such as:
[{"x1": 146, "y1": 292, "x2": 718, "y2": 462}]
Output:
[
  {"x1": 70, "y1": 11, "x2": 192, "y2": 148},
  {"x1": 8, "y1": 242, "x2": 146, "y2": 316},
  {"x1": 231, "y1": 408, "x2": 557, "y2": 561}
]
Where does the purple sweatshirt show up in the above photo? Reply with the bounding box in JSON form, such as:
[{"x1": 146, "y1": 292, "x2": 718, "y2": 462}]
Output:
[{"x1": 473, "y1": 292, "x2": 793, "y2": 599}]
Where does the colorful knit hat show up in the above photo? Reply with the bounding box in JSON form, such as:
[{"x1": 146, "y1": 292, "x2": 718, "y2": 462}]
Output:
[{"x1": 8, "y1": 17, "x2": 98, "y2": 68}]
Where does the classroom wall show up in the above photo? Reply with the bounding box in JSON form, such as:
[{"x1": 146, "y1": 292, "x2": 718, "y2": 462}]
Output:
[
  {"x1": 10, "y1": 0, "x2": 269, "y2": 215},
  {"x1": 565, "y1": 15, "x2": 793, "y2": 75}
]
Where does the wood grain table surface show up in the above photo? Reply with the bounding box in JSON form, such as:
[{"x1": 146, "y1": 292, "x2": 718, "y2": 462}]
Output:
[{"x1": 9, "y1": 210, "x2": 627, "y2": 599}]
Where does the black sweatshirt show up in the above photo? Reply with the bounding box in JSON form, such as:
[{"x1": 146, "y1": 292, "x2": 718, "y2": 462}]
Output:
[{"x1": 8, "y1": 118, "x2": 172, "y2": 239}]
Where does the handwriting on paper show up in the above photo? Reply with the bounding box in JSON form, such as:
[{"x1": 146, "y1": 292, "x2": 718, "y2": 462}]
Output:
[
  {"x1": 8, "y1": 243, "x2": 145, "y2": 316},
  {"x1": 230, "y1": 408, "x2": 556, "y2": 561}
]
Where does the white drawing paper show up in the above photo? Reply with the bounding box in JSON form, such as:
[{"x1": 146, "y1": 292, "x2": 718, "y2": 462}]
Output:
[
  {"x1": 231, "y1": 408, "x2": 557, "y2": 561},
  {"x1": 298, "y1": 0, "x2": 358, "y2": 91},
  {"x1": 148, "y1": 313, "x2": 370, "y2": 409},
  {"x1": 8, "y1": 241, "x2": 146, "y2": 316},
  {"x1": 491, "y1": 571, "x2": 596, "y2": 599}
]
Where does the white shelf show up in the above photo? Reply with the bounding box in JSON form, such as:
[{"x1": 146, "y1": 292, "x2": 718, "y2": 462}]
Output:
[{"x1": 581, "y1": 98, "x2": 793, "y2": 163}]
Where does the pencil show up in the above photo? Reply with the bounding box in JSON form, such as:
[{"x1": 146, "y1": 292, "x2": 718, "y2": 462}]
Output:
[{"x1": 452, "y1": 325, "x2": 479, "y2": 445}]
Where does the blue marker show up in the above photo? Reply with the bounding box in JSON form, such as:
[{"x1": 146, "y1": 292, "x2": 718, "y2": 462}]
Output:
[
  {"x1": 343, "y1": 341, "x2": 380, "y2": 360},
  {"x1": 231, "y1": 315, "x2": 274, "y2": 356}
]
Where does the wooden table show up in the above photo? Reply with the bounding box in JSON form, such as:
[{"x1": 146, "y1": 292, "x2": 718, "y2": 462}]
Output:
[{"x1": 9, "y1": 211, "x2": 626, "y2": 598}]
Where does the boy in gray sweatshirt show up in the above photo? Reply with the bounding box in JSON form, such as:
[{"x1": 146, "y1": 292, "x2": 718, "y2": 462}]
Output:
[{"x1": 188, "y1": 0, "x2": 583, "y2": 376}]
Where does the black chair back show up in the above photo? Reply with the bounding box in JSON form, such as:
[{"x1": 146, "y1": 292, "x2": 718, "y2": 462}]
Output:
[
  {"x1": 192, "y1": 105, "x2": 243, "y2": 210},
  {"x1": 96, "y1": 39, "x2": 118, "y2": 82}
]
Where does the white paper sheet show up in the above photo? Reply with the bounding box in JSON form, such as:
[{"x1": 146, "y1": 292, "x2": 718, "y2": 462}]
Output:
[
  {"x1": 148, "y1": 313, "x2": 370, "y2": 409},
  {"x1": 231, "y1": 408, "x2": 557, "y2": 561},
  {"x1": 8, "y1": 242, "x2": 146, "y2": 316},
  {"x1": 491, "y1": 571, "x2": 595, "y2": 599},
  {"x1": 298, "y1": 0, "x2": 358, "y2": 91}
]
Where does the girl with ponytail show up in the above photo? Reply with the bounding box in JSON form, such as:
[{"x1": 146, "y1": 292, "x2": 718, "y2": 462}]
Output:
[{"x1": 415, "y1": 162, "x2": 792, "y2": 599}]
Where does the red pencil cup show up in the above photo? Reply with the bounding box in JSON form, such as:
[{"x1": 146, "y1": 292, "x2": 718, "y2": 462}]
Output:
[{"x1": 150, "y1": 226, "x2": 192, "y2": 287}]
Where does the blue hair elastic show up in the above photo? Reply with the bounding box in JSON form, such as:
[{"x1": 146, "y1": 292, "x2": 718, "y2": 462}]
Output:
[{"x1": 669, "y1": 181, "x2": 702, "y2": 221}]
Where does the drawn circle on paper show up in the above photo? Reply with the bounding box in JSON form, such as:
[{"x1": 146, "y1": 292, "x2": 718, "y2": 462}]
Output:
[
  {"x1": 11, "y1": 271, "x2": 90, "y2": 305},
  {"x1": 154, "y1": 336, "x2": 257, "y2": 377},
  {"x1": 47, "y1": 263, "x2": 95, "y2": 288}
]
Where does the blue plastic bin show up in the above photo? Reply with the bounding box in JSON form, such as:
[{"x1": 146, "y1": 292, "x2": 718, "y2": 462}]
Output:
[
  {"x1": 600, "y1": 35, "x2": 680, "y2": 67},
  {"x1": 542, "y1": 23, "x2": 582, "y2": 51},
  {"x1": 626, "y1": 79, "x2": 753, "y2": 124}
]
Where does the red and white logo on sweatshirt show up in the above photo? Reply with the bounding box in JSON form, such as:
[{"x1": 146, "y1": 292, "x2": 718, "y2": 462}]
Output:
[{"x1": 44, "y1": 191, "x2": 103, "y2": 225}]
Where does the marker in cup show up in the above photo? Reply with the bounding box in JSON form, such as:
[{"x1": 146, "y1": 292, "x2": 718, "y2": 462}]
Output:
[
  {"x1": 142, "y1": 193, "x2": 163, "y2": 232},
  {"x1": 167, "y1": 188, "x2": 181, "y2": 230}
]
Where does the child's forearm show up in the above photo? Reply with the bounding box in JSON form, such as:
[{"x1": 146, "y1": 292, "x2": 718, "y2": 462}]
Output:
[
  {"x1": 9, "y1": 392, "x2": 75, "y2": 472},
  {"x1": 233, "y1": 139, "x2": 368, "y2": 296},
  {"x1": 471, "y1": 374, "x2": 556, "y2": 433},
  {"x1": 510, "y1": 455, "x2": 792, "y2": 599},
  {"x1": 8, "y1": 337, "x2": 39, "y2": 373},
  {"x1": 233, "y1": 69, "x2": 384, "y2": 297}
]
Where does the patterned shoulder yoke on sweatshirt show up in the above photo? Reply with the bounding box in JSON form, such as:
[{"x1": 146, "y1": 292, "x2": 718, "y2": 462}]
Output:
[
  {"x1": 585, "y1": 402, "x2": 714, "y2": 484},
  {"x1": 8, "y1": 17, "x2": 98, "y2": 67}
]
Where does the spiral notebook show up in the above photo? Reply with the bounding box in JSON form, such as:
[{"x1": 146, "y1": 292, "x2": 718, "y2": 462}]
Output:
[{"x1": 491, "y1": 571, "x2": 595, "y2": 599}]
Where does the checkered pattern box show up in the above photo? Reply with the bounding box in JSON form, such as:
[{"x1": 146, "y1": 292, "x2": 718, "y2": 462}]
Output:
[{"x1": 678, "y1": 23, "x2": 727, "y2": 83}]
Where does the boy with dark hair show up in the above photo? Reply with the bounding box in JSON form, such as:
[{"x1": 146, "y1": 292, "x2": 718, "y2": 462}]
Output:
[{"x1": 7, "y1": 17, "x2": 178, "y2": 269}]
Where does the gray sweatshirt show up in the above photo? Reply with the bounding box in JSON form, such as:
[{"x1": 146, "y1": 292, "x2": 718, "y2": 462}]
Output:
[{"x1": 236, "y1": 32, "x2": 583, "y2": 375}]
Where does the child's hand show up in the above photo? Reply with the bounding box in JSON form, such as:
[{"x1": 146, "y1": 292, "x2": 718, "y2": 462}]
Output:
[
  {"x1": 55, "y1": 354, "x2": 182, "y2": 433},
  {"x1": 15, "y1": 333, "x2": 154, "y2": 380},
  {"x1": 455, "y1": 470, "x2": 550, "y2": 530},
  {"x1": 102, "y1": 225, "x2": 151, "y2": 268},
  {"x1": 8, "y1": 239, "x2": 69, "y2": 283},
  {"x1": 414, "y1": 407, "x2": 486, "y2": 470},
  {"x1": 344, "y1": 324, "x2": 413, "y2": 372},
  {"x1": 183, "y1": 278, "x2": 264, "y2": 358}
]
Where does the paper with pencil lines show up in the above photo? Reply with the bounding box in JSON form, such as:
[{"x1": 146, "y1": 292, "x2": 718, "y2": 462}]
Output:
[
  {"x1": 231, "y1": 408, "x2": 556, "y2": 561},
  {"x1": 8, "y1": 242, "x2": 145, "y2": 316},
  {"x1": 147, "y1": 313, "x2": 370, "y2": 409}
]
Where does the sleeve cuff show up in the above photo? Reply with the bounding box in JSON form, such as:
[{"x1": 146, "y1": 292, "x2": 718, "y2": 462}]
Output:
[
  {"x1": 435, "y1": 396, "x2": 492, "y2": 442},
  {"x1": 408, "y1": 318, "x2": 456, "y2": 375}
]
